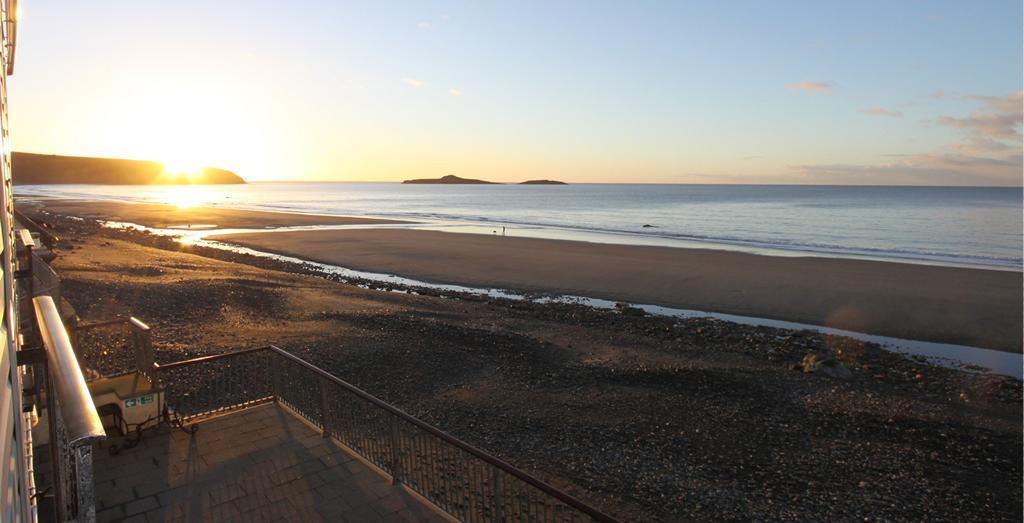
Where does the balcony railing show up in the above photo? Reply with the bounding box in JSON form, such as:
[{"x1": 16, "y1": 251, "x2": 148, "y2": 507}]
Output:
[
  {"x1": 70, "y1": 316, "x2": 155, "y2": 381},
  {"x1": 32, "y1": 296, "x2": 107, "y2": 522},
  {"x1": 156, "y1": 346, "x2": 617, "y2": 523},
  {"x1": 16, "y1": 228, "x2": 63, "y2": 336},
  {"x1": 31, "y1": 252, "x2": 61, "y2": 307},
  {"x1": 3, "y1": 0, "x2": 17, "y2": 74}
]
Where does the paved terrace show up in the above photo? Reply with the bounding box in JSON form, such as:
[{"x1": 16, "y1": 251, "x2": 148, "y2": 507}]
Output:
[{"x1": 93, "y1": 403, "x2": 449, "y2": 522}]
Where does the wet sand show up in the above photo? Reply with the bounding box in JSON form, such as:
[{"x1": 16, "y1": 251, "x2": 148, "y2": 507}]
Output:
[
  {"x1": 28, "y1": 198, "x2": 407, "y2": 229},
  {"x1": 214, "y1": 228, "x2": 1023, "y2": 352},
  {"x1": 23, "y1": 198, "x2": 1024, "y2": 351}
]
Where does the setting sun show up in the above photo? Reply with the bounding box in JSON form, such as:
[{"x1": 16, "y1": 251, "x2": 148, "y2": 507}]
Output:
[{"x1": 162, "y1": 160, "x2": 204, "y2": 180}]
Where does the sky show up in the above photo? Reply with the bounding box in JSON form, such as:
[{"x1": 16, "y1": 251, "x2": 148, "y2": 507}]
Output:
[{"x1": 7, "y1": 1, "x2": 1023, "y2": 185}]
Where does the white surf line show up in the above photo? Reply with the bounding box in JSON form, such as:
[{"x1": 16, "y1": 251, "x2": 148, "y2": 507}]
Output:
[
  {"x1": 27, "y1": 188, "x2": 1018, "y2": 271},
  {"x1": 101, "y1": 220, "x2": 1023, "y2": 380}
]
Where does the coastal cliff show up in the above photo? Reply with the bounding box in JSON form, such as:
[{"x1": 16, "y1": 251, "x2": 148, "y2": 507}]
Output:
[{"x1": 12, "y1": 152, "x2": 245, "y2": 185}]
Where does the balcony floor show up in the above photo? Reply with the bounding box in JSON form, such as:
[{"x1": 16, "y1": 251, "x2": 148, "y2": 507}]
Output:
[{"x1": 93, "y1": 403, "x2": 448, "y2": 522}]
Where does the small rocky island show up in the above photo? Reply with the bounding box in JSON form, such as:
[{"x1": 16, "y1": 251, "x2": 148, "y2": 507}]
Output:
[
  {"x1": 402, "y1": 175, "x2": 497, "y2": 184},
  {"x1": 520, "y1": 179, "x2": 567, "y2": 185},
  {"x1": 403, "y1": 174, "x2": 567, "y2": 185}
]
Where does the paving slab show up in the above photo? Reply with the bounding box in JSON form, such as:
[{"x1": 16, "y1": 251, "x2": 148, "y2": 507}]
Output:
[{"x1": 93, "y1": 403, "x2": 448, "y2": 522}]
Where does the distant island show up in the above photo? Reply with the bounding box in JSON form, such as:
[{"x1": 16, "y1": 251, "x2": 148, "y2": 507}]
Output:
[
  {"x1": 520, "y1": 179, "x2": 567, "y2": 185},
  {"x1": 402, "y1": 174, "x2": 567, "y2": 185},
  {"x1": 402, "y1": 175, "x2": 498, "y2": 185},
  {"x1": 11, "y1": 152, "x2": 245, "y2": 185}
]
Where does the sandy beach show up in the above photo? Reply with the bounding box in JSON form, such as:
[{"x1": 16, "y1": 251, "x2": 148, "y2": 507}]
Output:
[
  {"x1": 18, "y1": 201, "x2": 1021, "y2": 522},
  {"x1": 214, "y1": 228, "x2": 1023, "y2": 352},
  {"x1": 24, "y1": 199, "x2": 1022, "y2": 351},
  {"x1": 29, "y1": 198, "x2": 406, "y2": 229}
]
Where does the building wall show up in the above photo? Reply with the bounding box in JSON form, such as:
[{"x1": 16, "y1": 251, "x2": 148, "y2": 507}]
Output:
[{"x1": 0, "y1": 0, "x2": 31, "y2": 519}]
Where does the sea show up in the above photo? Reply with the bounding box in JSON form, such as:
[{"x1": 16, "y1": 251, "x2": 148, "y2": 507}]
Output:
[{"x1": 14, "y1": 183, "x2": 1024, "y2": 271}]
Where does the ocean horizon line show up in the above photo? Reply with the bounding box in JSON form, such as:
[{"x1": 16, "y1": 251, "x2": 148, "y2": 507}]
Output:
[{"x1": 242, "y1": 180, "x2": 1024, "y2": 189}]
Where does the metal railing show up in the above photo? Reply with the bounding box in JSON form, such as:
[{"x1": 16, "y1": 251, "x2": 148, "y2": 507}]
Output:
[
  {"x1": 15, "y1": 209, "x2": 59, "y2": 247},
  {"x1": 33, "y1": 296, "x2": 106, "y2": 523},
  {"x1": 2, "y1": 0, "x2": 17, "y2": 75},
  {"x1": 71, "y1": 316, "x2": 155, "y2": 380},
  {"x1": 31, "y1": 252, "x2": 61, "y2": 307},
  {"x1": 156, "y1": 346, "x2": 617, "y2": 523},
  {"x1": 15, "y1": 228, "x2": 62, "y2": 336}
]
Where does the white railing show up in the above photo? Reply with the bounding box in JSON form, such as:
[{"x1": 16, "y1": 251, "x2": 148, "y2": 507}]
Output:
[{"x1": 34, "y1": 296, "x2": 106, "y2": 522}]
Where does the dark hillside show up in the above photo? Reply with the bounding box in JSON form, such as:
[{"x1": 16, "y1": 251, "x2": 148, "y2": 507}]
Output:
[{"x1": 12, "y1": 152, "x2": 245, "y2": 185}]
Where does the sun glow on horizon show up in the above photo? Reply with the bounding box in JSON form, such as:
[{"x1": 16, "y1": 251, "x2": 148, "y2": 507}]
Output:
[
  {"x1": 161, "y1": 160, "x2": 204, "y2": 180},
  {"x1": 159, "y1": 185, "x2": 217, "y2": 209},
  {"x1": 52, "y1": 75, "x2": 294, "y2": 183}
]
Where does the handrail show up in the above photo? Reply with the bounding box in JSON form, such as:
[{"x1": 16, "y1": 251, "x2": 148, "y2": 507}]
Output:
[
  {"x1": 154, "y1": 346, "x2": 265, "y2": 370},
  {"x1": 74, "y1": 316, "x2": 152, "y2": 333},
  {"x1": 266, "y1": 346, "x2": 614, "y2": 521},
  {"x1": 73, "y1": 317, "x2": 133, "y2": 331},
  {"x1": 14, "y1": 208, "x2": 59, "y2": 246},
  {"x1": 129, "y1": 317, "x2": 150, "y2": 331},
  {"x1": 4, "y1": 0, "x2": 17, "y2": 75},
  {"x1": 72, "y1": 315, "x2": 157, "y2": 380},
  {"x1": 17, "y1": 227, "x2": 33, "y2": 248},
  {"x1": 159, "y1": 346, "x2": 617, "y2": 522},
  {"x1": 33, "y1": 296, "x2": 106, "y2": 445}
]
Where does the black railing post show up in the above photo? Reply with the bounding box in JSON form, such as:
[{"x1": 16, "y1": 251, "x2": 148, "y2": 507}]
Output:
[
  {"x1": 271, "y1": 350, "x2": 282, "y2": 402},
  {"x1": 129, "y1": 317, "x2": 154, "y2": 382},
  {"x1": 319, "y1": 376, "x2": 329, "y2": 437},
  {"x1": 389, "y1": 415, "x2": 403, "y2": 484},
  {"x1": 493, "y1": 468, "x2": 505, "y2": 521}
]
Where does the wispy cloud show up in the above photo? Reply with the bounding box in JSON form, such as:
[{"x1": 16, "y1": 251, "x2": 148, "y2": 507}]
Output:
[
  {"x1": 416, "y1": 21, "x2": 433, "y2": 30},
  {"x1": 966, "y1": 92, "x2": 1023, "y2": 113},
  {"x1": 793, "y1": 91, "x2": 1023, "y2": 186},
  {"x1": 937, "y1": 91, "x2": 1022, "y2": 139},
  {"x1": 939, "y1": 112, "x2": 1021, "y2": 138},
  {"x1": 448, "y1": 88, "x2": 462, "y2": 97},
  {"x1": 786, "y1": 81, "x2": 836, "y2": 94},
  {"x1": 402, "y1": 78, "x2": 424, "y2": 88},
  {"x1": 861, "y1": 106, "x2": 902, "y2": 117},
  {"x1": 943, "y1": 137, "x2": 1015, "y2": 154},
  {"x1": 790, "y1": 150, "x2": 1022, "y2": 186}
]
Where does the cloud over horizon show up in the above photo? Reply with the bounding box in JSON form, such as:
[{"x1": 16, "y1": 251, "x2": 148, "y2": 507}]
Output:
[
  {"x1": 937, "y1": 91, "x2": 1023, "y2": 138},
  {"x1": 794, "y1": 91, "x2": 1023, "y2": 186},
  {"x1": 790, "y1": 150, "x2": 1022, "y2": 186},
  {"x1": 861, "y1": 107, "x2": 903, "y2": 117},
  {"x1": 786, "y1": 81, "x2": 836, "y2": 94}
]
